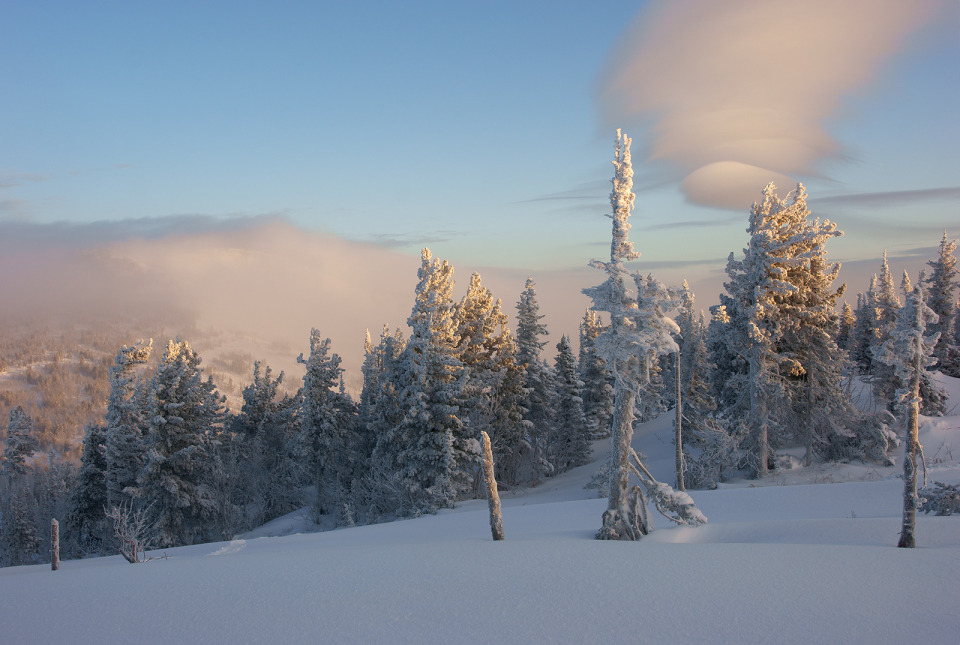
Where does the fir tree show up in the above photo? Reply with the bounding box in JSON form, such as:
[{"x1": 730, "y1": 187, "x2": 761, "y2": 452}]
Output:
[
  {"x1": 2, "y1": 406, "x2": 38, "y2": 477},
  {"x1": 66, "y1": 424, "x2": 110, "y2": 555},
  {"x1": 718, "y1": 183, "x2": 844, "y2": 477},
  {"x1": 550, "y1": 335, "x2": 589, "y2": 472},
  {"x1": 298, "y1": 331, "x2": 359, "y2": 518},
  {"x1": 516, "y1": 277, "x2": 553, "y2": 483},
  {"x1": 103, "y1": 340, "x2": 152, "y2": 511},
  {"x1": 455, "y1": 274, "x2": 526, "y2": 488},
  {"x1": 231, "y1": 362, "x2": 302, "y2": 526},
  {"x1": 579, "y1": 310, "x2": 614, "y2": 439},
  {"x1": 137, "y1": 340, "x2": 226, "y2": 548},
  {"x1": 394, "y1": 249, "x2": 467, "y2": 515},
  {"x1": 924, "y1": 231, "x2": 959, "y2": 376}
]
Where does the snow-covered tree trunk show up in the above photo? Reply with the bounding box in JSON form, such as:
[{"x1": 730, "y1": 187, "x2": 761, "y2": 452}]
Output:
[
  {"x1": 675, "y1": 350, "x2": 684, "y2": 491},
  {"x1": 876, "y1": 285, "x2": 939, "y2": 548},
  {"x1": 600, "y1": 385, "x2": 645, "y2": 540},
  {"x1": 51, "y1": 518, "x2": 59, "y2": 571},
  {"x1": 480, "y1": 431, "x2": 503, "y2": 541},
  {"x1": 898, "y1": 351, "x2": 921, "y2": 548}
]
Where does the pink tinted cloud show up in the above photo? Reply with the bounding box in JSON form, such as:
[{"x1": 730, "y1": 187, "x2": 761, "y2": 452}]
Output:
[{"x1": 598, "y1": 0, "x2": 946, "y2": 209}]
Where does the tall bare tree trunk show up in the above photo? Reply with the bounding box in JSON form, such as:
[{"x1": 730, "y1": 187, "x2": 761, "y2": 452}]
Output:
[
  {"x1": 480, "y1": 431, "x2": 504, "y2": 541},
  {"x1": 51, "y1": 519, "x2": 60, "y2": 571},
  {"x1": 898, "y1": 357, "x2": 922, "y2": 548},
  {"x1": 599, "y1": 386, "x2": 643, "y2": 540},
  {"x1": 675, "y1": 352, "x2": 684, "y2": 491}
]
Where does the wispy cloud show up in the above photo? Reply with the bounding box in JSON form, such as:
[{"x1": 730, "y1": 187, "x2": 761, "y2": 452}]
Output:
[
  {"x1": 0, "y1": 172, "x2": 48, "y2": 189},
  {"x1": 811, "y1": 186, "x2": 960, "y2": 209},
  {"x1": 363, "y1": 230, "x2": 464, "y2": 248},
  {"x1": 639, "y1": 215, "x2": 742, "y2": 232},
  {"x1": 598, "y1": 0, "x2": 948, "y2": 209}
]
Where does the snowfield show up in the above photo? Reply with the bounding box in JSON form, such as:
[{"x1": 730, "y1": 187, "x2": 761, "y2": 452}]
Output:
[{"x1": 3, "y1": 376, "x2": 959, "y2": 644}]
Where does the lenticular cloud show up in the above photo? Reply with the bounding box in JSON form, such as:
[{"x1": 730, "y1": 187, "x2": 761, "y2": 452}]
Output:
[{"x1": 598, "y1": 0, "x2": 945, "y2": 209}]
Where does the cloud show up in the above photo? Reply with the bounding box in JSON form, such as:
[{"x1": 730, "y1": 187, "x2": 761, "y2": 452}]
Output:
[
  {"x1": 811, "y1": 186, "x2": 960, "y2": 209},
  {"x1": 598, "y1": 0, "x2": 947, "y2": 209},
  {"x1": 0, "y1": 215, "x2": 423, "y2": 380}
]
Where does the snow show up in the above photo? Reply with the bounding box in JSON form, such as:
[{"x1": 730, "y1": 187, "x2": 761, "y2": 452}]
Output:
[{"x1": 3, "y1": 378, "x2": 960, "y2": 643}]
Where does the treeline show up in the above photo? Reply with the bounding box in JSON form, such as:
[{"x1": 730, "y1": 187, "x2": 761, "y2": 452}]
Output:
[
  {"x1": 1, "y1": 183, "x2": 957, "y2": 564},
  {"x1": 0, "y1": 256, "x2": 604, "y2": 564}
]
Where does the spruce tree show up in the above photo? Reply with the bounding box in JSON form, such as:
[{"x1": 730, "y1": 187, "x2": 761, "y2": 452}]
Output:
[
  {"x1": 550, "y1": 335, "x2": 590, "y2": 472},
  {"x1": 579, "y1": 310, "x2": 614, "y2": 439},
  {"x1": 298, "y1": 331, "x2": 360, "y2": 519},
  {"x1": 137, "y1": 340, "x2": 226, "y2": 548},
  {"x1": 924, "y1": 231, "x2": 959, "y2": 376},
  {"x1": 455, "y1": 274, "x2": 525, "y2": 488},
  {"x1": 2, "y1": 406, "x2": 38, "y2": 477},
  {"x1": 516, "y1": 277, "x2": 553, "y2": 483},
  {"x1": 66, "y1": 424, "x2": 110, "y2": 555},
  {"x1": 231, "y1": 362, "x2": 302, "y2": 526},
  {"x1": 103, "y1": 340, "x2": 152, "y2": 511},
  {"x1": 394, "y1": 249, "x2": 467, "y2": 514}
]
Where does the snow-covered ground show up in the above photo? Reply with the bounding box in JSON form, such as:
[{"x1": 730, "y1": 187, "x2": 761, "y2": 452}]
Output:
[{"x1": 3, "y1": 377, "x2": 959, "y2": 644}]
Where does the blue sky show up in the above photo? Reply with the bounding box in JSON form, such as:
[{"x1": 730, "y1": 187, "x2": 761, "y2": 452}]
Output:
[{"x1": 1, "y1": 1, "x2": 958, "y2": 364}]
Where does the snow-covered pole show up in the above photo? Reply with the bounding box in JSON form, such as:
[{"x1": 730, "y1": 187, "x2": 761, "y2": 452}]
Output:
[
  {"x1": 481, "y1": 431, "x2": 504, "y2": 540},
  {"x1": 51, "y1": 518, "x2": 60, "y2": 571},
  {"x1": 675, "y1": 350, "x2": 684, "y2": 491}
]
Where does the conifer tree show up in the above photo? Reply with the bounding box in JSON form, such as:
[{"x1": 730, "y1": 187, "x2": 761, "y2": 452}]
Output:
[
  {"x1": 231, "y1": 362, "x2": 302, "y2": 526},
  {"x1": 103, "y1": 340, "x2": 152, "y2": 511},
  {"x1": 66, "y1": 424, "x2": 110, "y2": 554},
  {"x1": 516, "y1": 277, "x2": 553, "y2": 483},
  {"x1": 584, "y1": 130, "x2": 681, "y2": 540},
  {"x1": 455, "y1": 274, "x2": 526, "y2": 488},
  {"x1": 836, "y1": 301, "x2": 856, "y2": 354},
  {"x1": 718, "y1": 183, "x2": 845, "y2": 477},
  {"x1": 137, "y1": 340, "x2": 226, "y2": 548},
  {"x1": 550, "y1": 335, "x2": 589, "y2": 472},
  {"x1": 394, "y1": 249, "x2": 467, "y2": 514},
  {"x1": 579, "y1": 310, "x2": 614, "y2": 439},
  {"x1": 868, "y1": 252, "x2": 902, "y2": 401},
  {"x1": 2, "y1": 406, "x2": 38, "y2": 477},
  {"x1": 924, "y1": 231, "x2": 959, "y2": 376},
  {"x1": 298, "y1": 331, "x2": 359, "y2": 518}
]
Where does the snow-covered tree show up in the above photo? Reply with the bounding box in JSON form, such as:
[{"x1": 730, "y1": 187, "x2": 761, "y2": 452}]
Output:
[
  {"x1": 66, "y1": 424, "x2": 110, "y2": 554},
  {"x1": 550, "y1": 335, "x2": 589, "y2": 472},
  {"x1": 394, "y1": 249, "x2": 468, "y2": 515},
  {"x1": 103, "y1": 340, "x2": 152, "y2": 511},
  {"x1": 136, "y1": 340, "x2": 226, "y2": 548},
  {"x1": 515, "y1": 277, "x2": 553, "y2": 483},
  {"x1": 836, "y1": 301, "x2": 856, "y2": 354},
  {"x1": 717, "y1": 183, "x2": 847, "y2": 477},
  {"x1": 924, "y1": 231, "x2": 959, "y2": 377},
  {"x1": 868, "y1": 252, "x2": 902, "y2": 402},
  {"x1": 230, "y1": 362, "x2": 302, "y2": 526},
  {"x1": 584, "y1": 130, "x2": 684, "y2": 540},
  {"x1": 362, "y1": 326, "x2": 410, "y2": 516},
  {"x1": 579, "y1": 310, "x2": 614, "y2": 439},
  {"x1": 455, "y1": 273, "x2": 526, "y2": 488},
  {"x1": 2, "y1": 406, "x2": 38, "y2": 477},
  {"x1": 298, "y1": 330, "x2": 359, "y2": 519},
  {"x1": 875, "y1": 285, "x2": 940, "y2": 548},
  {"x1": 849, "y1": 289, "x2": 879, "y2": 374}
]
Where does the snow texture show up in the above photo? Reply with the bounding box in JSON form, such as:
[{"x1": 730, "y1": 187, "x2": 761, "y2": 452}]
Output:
[{"x1": 4, "y1": 376, "x2": 958, "y2": 643}]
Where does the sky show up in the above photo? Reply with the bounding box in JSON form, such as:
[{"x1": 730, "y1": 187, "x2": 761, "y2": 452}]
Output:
[{"x1": 1, "y1": 0, "x2": 958, "y2": 376}]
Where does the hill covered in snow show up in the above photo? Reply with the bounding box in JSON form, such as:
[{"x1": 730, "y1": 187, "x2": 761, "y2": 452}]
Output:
[{"x1": 2, "y1": 376, "x2": 959, "y2": 644}]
